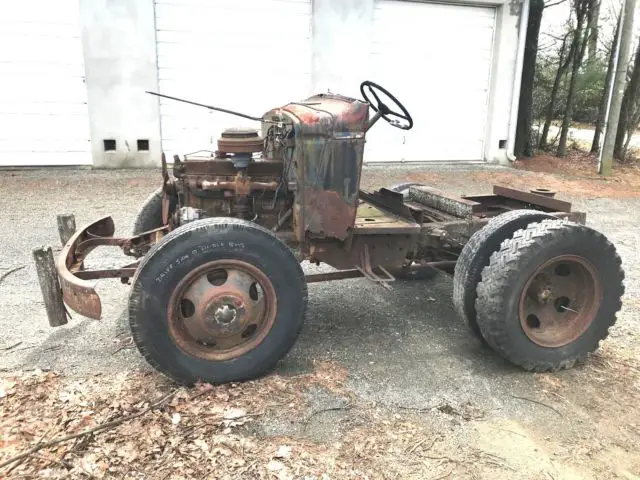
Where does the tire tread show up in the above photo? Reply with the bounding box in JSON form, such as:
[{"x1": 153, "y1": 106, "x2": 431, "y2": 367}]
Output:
[{"x1": 474, "y1": 218, "x2": 625, "y2": 372}]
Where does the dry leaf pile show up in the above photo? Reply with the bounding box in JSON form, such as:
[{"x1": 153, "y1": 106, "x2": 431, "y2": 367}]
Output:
[
  {"x1": 0, "y1": 361, "x2": 450, "y2": 480},
  {"x1": 4, "y1": 348, "x2": 637, "y2": 479}
]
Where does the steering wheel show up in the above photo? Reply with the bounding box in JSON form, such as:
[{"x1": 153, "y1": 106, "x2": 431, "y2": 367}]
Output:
[{"x1": 360, "y1": 80, "x2": 413, "y2": 130}]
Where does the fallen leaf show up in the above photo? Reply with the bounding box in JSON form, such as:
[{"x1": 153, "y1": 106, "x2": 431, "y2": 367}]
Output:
[
  {"x1": 275, "y1": 445, "x2": 292, "y2": 459},
  {"x1": 267, "y1": 459, "x2": 285, "y2": 471},
  {"x1": 194, "y1": 438, "x2": 209, "y2": 453},
  {"x1": 223, "y1": 407, "x2": 247, "y2": 420},
  {"x1": 277, "y1": 470, "x2": 293, "y2": 480},
  {"x1": 0, "y1": 380, "x2": 16, "y2": 398}
]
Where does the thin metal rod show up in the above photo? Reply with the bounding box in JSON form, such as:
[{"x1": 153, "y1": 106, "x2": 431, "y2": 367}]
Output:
[{"x1": 145, "y1": 91, "x2": 263, "y2": 122}]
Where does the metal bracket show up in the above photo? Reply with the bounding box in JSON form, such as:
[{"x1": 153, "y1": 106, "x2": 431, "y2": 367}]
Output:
[{"x1": 354, "y1": 244, "x2": 395, "y2": 290}]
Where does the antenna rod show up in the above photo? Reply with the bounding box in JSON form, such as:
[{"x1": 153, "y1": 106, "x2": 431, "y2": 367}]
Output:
[{"x1": 145, "y1": 91, "x2": 263, "y2": 122}]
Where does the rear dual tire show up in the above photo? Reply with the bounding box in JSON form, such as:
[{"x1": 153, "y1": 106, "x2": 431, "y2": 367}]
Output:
[
  {"x1": 468, "y1": 217, "x2": 624, "y2": 372},
  {"x1": 453, "y1": 209, "x2": 558, "y2": 341}
]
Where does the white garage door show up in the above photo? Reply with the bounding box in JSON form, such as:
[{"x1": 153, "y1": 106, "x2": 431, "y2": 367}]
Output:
[
  {"x1": 154, "y1": 0, "x2": 312, "y2": 158},
  {"x1": 0, "y1": 0, "x2": 91, "y2": 167},
  {"x1": 364, "y1": 0, "x2": 496, "y2": 163}
]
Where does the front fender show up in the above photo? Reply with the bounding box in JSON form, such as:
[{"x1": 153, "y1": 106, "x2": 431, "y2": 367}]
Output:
[{"x1": 55, "y1": 216, "x2": 115, "y2": 320}]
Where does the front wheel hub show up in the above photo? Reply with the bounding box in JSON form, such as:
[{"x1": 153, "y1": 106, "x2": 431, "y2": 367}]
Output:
[{"x1": 168, "y1": 260, "x2": 277, "y2": 361}]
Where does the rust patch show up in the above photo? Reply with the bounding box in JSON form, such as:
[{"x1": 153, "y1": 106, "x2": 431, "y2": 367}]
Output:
[{"x1": 300, "y1": 188, "x2": 356, "y2": 241}]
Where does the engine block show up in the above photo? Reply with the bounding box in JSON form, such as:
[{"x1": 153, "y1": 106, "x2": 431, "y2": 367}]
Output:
[{"x1": 169, "y1": 127, "x2": 293, "y2": 232}]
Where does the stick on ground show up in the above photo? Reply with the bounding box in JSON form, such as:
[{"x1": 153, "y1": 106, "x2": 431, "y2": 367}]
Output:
[
  {"x1": 510, "y1": 394, "x2": 562, "y2": 416},
  {"x1": 0, "y1": 265, "x2": 25, "y2": 286},
  {"x1": 0, "y1": 389, "x2": 177, "y2": 471}
]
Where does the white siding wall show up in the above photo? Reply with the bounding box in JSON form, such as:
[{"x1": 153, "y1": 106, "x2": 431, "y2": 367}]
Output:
[
  {"x1": 0, "y1": 0, "x2": 91, "y2": 166},
  {"x1": 4, "y1": 0, "x2": 523, "y2": 167}
]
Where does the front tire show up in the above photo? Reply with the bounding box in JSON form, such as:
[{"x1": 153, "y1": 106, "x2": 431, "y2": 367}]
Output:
[
  {"x1": 475, "y1": 219, "x2": 624, "y2": 372},
  {"x1": 133, "y1": 187, "x2": 181, "y2": 235},
  {"x1": 128, "y1": 218, "x2": 308, "y2": 385}
]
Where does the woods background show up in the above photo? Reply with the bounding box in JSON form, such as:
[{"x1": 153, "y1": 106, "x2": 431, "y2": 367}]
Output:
[{"x1": 515, "y1": 0, "x2": 640, "y2": 168}]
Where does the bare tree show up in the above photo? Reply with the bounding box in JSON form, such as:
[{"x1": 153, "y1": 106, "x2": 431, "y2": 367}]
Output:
[
  {"x1": 587, "y1": 0, "x2": 601, "y2": 63},
  {"x1": 539, "y1": 33, "x2": 572, "y2": 148},
  {"x1": 599, "y1": 0, "x2": 636, "y2": 175},
  {"x1": 557, "y1": 0, "x2": 595, "y2": 157},
  {"x1": 613, "y1": 38, "x2": 640, "y2": 158},
  {"x1": 622, "y1": 101, "x2": 640, "y2": 156},
  {"x1": 515, "y1": 0, "x2": 545, "y2": 157},
  {"x1": 591, "y1": 14, "x2": 621, "y2": 152}
]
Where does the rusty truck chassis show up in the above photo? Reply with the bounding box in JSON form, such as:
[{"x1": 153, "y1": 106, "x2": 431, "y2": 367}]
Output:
[{"x1": 56, "y1": 183, "x2": 584, "y2": 322}]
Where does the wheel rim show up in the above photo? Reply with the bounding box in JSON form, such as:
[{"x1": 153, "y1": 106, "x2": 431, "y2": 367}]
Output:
[
  {"x1": 518, "y1": 255, "x2": 603, "y2": 348},
  {"x1": 167, "y1": 260, "x2": 277, "y2": 361}
]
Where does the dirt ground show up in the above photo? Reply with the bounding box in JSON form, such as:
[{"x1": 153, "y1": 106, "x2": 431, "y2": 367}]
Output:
[{"x1": 1, "y1": 158, "x2": 639, "y2": 479}]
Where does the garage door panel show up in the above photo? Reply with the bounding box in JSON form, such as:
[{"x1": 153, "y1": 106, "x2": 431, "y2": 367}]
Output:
[
  {"x1": 0, "y1": 62, "x2": 86, "y2": 78},
  {"x1": 0, "y1": 102, "x2": 89, "y2": 116},
  {"x1": 156, "y1": 27, "x2": 311, "y2": 45},
  {"x1": 157, "y1": 64, "x2": 311, "y2": 81},
  {"x1": 156, "y1": 9, "x2": 310, "y2": 32},
  {"x1": 155, "y1": 2, "x2": 310, "y2": 31},
  {"x1": 155, "y1": 0, "x2": 310, "y2": 14},
  {"x1": 0, "y1": 42, "x2": 84, "y2": 64},
  {"x1": 405, "y1": 140, "x2": 484, "y2": 162},
  {"x1": 0, "y1": 114, "x2": 90, "y2": 141},
  {"x1": 157, "y1": 74, "x2": 312, "y2": 110},
  {"x1": 156, "y1": 49, "x2": 311, "y2": 74},
  {"x1": 373, "y1": 1, "x2": 495, "y2": 21},
  {"x1": 0, "y1": 77, "x2": 87, "y2": 103},
  {"x1": 371, "y1": 42, "x2": 493, "y2": 61},
  {"x1": 3, "y1": 0, "x2": 82, "y2": 23},
  {"x1": 372, "y1": 25, "x2": 494, "y2": 44},
  {"x1": 0, "y1": 139, "x2": 90, "y2": 153},
  {"x1": 0, "y1": 22, "x2": 82, "y2": 39},
  {"x1": 2, "y1": 152, "x2": 91, "y2": 166},
  {"x1": 156, "y1": 0, "x2": 308, "y2": 6}
]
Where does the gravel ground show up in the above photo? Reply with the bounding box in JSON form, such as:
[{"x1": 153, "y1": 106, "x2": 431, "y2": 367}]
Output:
[{"x1": 1, "y1": 164, "x2": 639, "y2": 478}]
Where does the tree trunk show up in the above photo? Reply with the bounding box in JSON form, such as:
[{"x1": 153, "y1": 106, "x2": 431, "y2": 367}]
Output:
[
  {"x1": 622, "y1": 104, "x2": 640, "y2": 158},
  {"x1": 613, "y1": 38, "x2": 640, "y2": 158},
  {"x1": 557, "y1": 0, "x2": 593, "y2": 157},
  {"x1": 600, "y1": 0, "x2": 637, "y2": 175},
  {"x1": 539, "y1": 35, "x2": 571, "y2": 148},
  {"x1": 591, "y1": 14, "x2": 620, "y2": 153},
  {"x1": 515, "y1": 0, "x2": 545, "y2": 158},
  {"x1": 587, "y1": 0, "x2": 600, "y2": 64}
]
